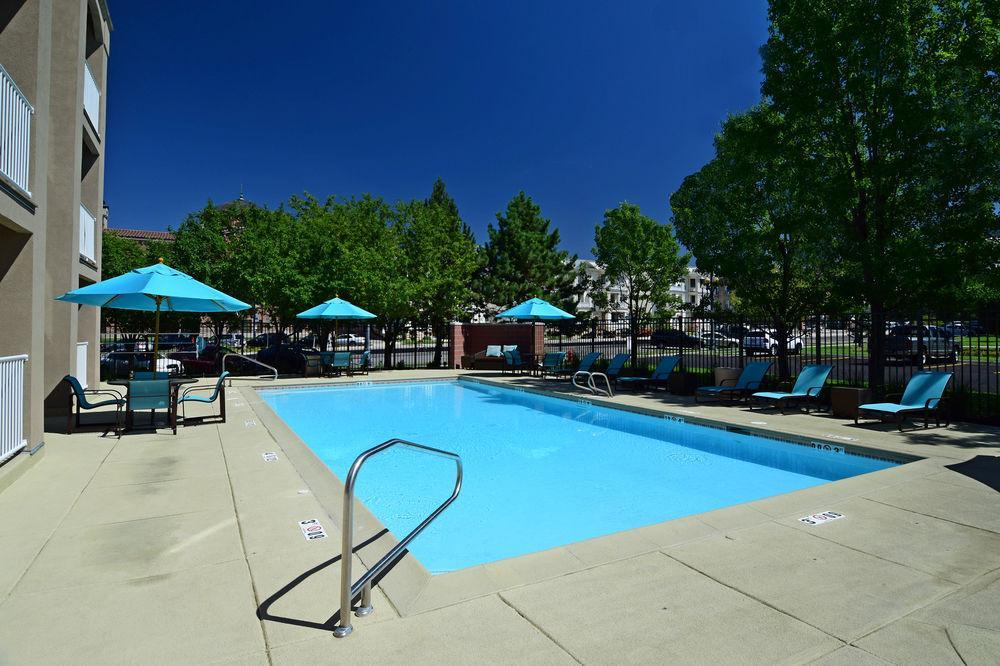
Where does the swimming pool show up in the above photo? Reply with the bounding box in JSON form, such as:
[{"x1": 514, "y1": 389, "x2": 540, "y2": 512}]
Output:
[{"x1": 261, "y1": 379, "x2": 900, "y2": 573}]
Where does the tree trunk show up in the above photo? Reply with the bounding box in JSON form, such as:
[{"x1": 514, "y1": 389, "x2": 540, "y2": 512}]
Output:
[
  {"x1": 868, "y1": 303, "x2": 886, "y2": 394},
  {"x1": 774, "y1": 320, "x2": 790, "y2": 382},
  {"x1": 431, "y1": 321, "x2": 446, "y2": 368}
]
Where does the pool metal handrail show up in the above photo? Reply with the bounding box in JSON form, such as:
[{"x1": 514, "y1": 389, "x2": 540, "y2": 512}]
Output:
[
  {"x1": 222, "y1": 353, "x2": 278, "y2": 384},
  {"x1": 334, "y1": 438, "x2": 462, "y2": 638},
  {"x1": 572, "y1": 370, "x2": 614, "y2": 398}
]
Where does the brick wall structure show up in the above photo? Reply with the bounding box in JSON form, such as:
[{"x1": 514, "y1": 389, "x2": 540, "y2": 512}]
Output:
[{"x1": 449, "y1": 322, "x2": 545, "y2": 369}]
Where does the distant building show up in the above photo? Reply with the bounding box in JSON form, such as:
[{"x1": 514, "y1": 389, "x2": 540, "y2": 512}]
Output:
[{"x1": 575, "y1": 260, "x2": 729, "y2": 321}]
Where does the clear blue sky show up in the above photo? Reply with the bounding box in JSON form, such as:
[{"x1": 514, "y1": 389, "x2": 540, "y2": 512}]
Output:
[{"x1": 104, "y1": 1, "x2": 769, "y2": 257}]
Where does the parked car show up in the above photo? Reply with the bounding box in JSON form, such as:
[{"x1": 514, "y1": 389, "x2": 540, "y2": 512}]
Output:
[
  {"x1": 256, "y1": 343, "x2": 321, "y2": 375},
  {"x1": 743, "y1": 330, "x2": 804, "y2": 355},
  {"x1": 100, "y1": 352, "x2": 182, "y2": 380},
  {"x1": 700, "y1": 332, "x2": 739, "y2": 348},
  {"x1": 650, "y1": 329, "x2": 702, "y2": 349},
  {"x1": 171, "y1": 345, "x2": 256, "y2": 376},
  {"x1": 216, "y1": 333, "x2": 244, "y2": 347},
  {"x1": 156, "y1": 333, "x2": 198, "y2": 350},
  {"x1": 885, "y1": 325, "x2": 960, "y2": 364},
  {"x1": 336, "y1": 333, "x2": 367, "y2": 345},
  {"x1": 718, "y1": 324, "x2": 750, "y2": 339},
  {"x1": 941, "y1": 321, "x2": 985, "y2": 338},
  {"x1": 247, "y1": 332, "x2": 289, "y2": 348}
]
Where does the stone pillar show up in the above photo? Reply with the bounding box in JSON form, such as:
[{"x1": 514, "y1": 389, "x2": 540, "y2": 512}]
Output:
[{"x1": 449, "y1": 322, "x2": 464, "y2": 369}]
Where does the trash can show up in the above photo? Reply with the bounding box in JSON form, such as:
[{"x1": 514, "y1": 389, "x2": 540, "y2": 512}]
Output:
[{"x1": 714, "y1": 367, "x2": 742, "y2": 387}]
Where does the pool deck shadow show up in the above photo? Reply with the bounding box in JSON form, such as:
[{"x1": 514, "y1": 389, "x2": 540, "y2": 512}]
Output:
[{"x1": 1, "y1": 368, "x2": 999, "y2": 663}]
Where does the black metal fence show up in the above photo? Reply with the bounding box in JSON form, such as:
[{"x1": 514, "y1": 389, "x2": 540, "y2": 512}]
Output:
[
  {"x1": 100, "y1": 318, "x2": 451, "y2": 377},
  {"x1": 547, "y1": 312, "x2": 1000, "y2": 424}
]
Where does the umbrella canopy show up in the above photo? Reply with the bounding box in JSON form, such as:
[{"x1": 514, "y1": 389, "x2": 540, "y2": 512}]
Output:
[
  {"x1": 56, "y1": 262, "x2": 250, "y2": 312},
  {"x1": 296, "y1": 297, "x2": 376, "y2": 320},
  {"x1": 496, "y1": 297, "x2": 575, "y2": 321},
  {"x1": 55, "y1": 261, "x2": 250, "y2": 357}
]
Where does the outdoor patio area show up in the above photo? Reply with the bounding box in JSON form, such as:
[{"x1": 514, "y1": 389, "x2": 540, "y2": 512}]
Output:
[{"x1": 1, "y1": 370, "x2": 999, "y2": 664}]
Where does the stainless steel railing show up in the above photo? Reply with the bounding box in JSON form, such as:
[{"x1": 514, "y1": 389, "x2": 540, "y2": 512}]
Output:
[
  {"x1": 572, "y1": 370, "x2": 614, "y2": 398},
  {"x1": 222, "y1": 353, "x2": 278, "y2": 384},
  {"x1": 334, "y1": 438, "x2": 462, "y2": 638}
]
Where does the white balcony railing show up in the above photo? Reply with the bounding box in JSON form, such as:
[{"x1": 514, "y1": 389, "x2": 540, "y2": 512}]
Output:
[
  {"x1": 83, "y1": 61, "x2": 100, "y2": 134},
  {"x1": 0, "y1": 354, "x2": 28, "y2": 463},
  {"x1": 80, "y1": 203, "x2": 96, "y2": 263},
  {"x1": 0, "y1": 64, "x2": 34, "y2": 196}
]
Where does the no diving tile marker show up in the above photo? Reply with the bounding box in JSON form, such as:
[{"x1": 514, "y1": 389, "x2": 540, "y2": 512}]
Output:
[
  {"x1": 262, "y1": 452, "x2": 278, "y2": 462},
  {"x1": 244, "y1": 419, "x2": 256, "y2": 428},
  {"x1": 799, "y1": 511, "x2": 845, "y2": 526},
  {"x1": 299, "y1": 518, "x2": 328, "y2": 541}
]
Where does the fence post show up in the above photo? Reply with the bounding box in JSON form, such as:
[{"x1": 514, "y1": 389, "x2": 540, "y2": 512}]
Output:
[
  {"x1": 590, "y1": 321, "x2": 596, "y2": 354},
  {"x1": 815, "y1": 316, "x2": 821, "y2": 367},
  {"x1": 737, "y1": 314, "x2": 745, "y2": 368},
  {"x1": 916, "y1": 313, "x2": 925, "y2": 369}
]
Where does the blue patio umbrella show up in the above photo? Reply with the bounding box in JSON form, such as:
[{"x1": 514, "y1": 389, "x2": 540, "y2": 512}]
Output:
[
  {"x1": 296, "y1": 297, "x2": 376, "y2": 320},
  {"x1": 496, "y1": 297, "x2": 575, "y2": 321},
  {"x1": 297, "y1": 296, "x2": 376, "y2": 350},
  {"x1": 55, "y1": 260, "x2": 250, "y2": 357}
]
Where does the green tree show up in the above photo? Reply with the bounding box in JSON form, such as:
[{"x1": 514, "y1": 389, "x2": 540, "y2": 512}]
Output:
[
  {"x1": 171, "y1": 201, "x2": 255, "y2": 341},
  {"x1": 477, "y1": 191, "x2": 582, "y2": 315},
  {"x1": 236, "y1": 206, "x2": 315, "y2": 329},
  {"x1": 100, "y1": 232, "x2": 148, "y2": 332},
  {"x1": 342, "y1": 196, "x2": 418, "y2": 369},
  {"x1": 415, "y1": 179, "x2": 480, "y2": 366},
  {"x1": 671, "y1": 105, "x2": 833, "y2": 379},
  {"x1": 101, "y1": 232, "x2": 146, "y2": 280},
  {"x1": 760, "y1": 0, "x2": 1000, "y2": 388},
  {"x1": 593, "y1": 202, "x2": 689, "y2": 366}
]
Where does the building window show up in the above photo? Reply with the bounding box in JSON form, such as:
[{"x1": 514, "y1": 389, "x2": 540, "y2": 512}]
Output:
[
  {"x1": 689, "y1": 278, "x2": 696, "y2": 288},
  {"x1": 690, "y1": 295, "x2": 696, "y2": 303}
]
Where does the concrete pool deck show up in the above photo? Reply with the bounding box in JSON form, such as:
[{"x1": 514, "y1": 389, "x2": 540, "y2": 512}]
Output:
[{"x1": 1, "y1": 369, "x2": 999, "y2": 663}]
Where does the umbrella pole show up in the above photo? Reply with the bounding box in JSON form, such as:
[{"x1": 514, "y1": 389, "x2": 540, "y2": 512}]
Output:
[{"x1": 153, "y1": 296, "x2": 162, "y2": 366}]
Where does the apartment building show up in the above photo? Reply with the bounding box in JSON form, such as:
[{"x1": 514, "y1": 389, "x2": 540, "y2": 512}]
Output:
[
  {"x1": 0, "y1": 0, "x2": 111, "y2": 472},
  {"x1": 575, "y1": 259, "x2": 729, "y2": 321}
]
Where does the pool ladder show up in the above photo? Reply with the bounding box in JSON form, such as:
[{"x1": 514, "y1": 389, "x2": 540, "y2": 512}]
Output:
[
  {"x1": 334, "y1": 438, "x2": 463, "y2": 638},
  {"x1": 572, "y1": 371, "x2": 614, "y2": 398}
]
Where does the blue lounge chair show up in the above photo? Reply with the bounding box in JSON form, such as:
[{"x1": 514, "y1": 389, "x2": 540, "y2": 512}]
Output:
[
  {"x1": 857, "y1": 371, "x2": 953, "y2": 431},
  {"x1": 604, "y1": 353, "x2": 630, "y2": 383},
  {"x1": 616, "y1": 355, "x2": 681, "y2": 392},
  {"x1": 63, "y1": 375, "x2": 124, "y2": 435},
  {"x1": 695, "y1": 361, "x2": 773, "y2": 404},
  {"x1": 351, "y1": 350, "x2": 371, "y2": 375},
  {"x1": 178, "y1": 371, "x2": 229, "y2": 425},
  {"x1": 751, "y1": 364, "x2": 833, "y2": 413},
  {"x1": 539, "y1": 352, "x2": 568, "y2": 378},
  {"x1": 557, "y1": 351, "x2": 601, "y2": 378}
]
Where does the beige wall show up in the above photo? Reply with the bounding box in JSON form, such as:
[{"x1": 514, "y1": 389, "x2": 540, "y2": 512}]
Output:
[{"x1": 0, "y1": 0, "x2": 110, "y2": 456}]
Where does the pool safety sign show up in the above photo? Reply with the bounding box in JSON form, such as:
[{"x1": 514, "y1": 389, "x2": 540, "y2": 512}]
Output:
[
  {"x1": 299, "y1": 518, "x2": 328, "y2": 541},
  {"x1": 799, "y1": 511, "x2": 845, "y2": 526}
]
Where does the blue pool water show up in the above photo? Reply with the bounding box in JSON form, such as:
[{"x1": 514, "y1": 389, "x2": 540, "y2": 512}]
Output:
[{"x1": 261, "y1": 379, "x2": 898, "y2": 572}]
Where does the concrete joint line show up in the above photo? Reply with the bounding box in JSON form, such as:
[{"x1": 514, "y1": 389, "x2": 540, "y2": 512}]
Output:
[
  {"x1": 496, "y1": 593, "x2": 583, "y2": 665},
  {"x1": 863, "y1": 495, "x2": 1000, "y2": 537},
  {"x1": 657, "y1": 550, "x2": 843, "y2": 643}
]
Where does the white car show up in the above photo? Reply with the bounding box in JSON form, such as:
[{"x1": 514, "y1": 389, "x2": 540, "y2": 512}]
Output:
[
  {"x1": 700, "y1": 332, "x2": 739, "y2": 348},
  {"x1": 336, "y1": 333, "x2": 366, "y2": 345},
  {"x1": 743, "y1": 330, "x2": 804, "y2": 355}
]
